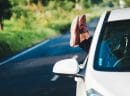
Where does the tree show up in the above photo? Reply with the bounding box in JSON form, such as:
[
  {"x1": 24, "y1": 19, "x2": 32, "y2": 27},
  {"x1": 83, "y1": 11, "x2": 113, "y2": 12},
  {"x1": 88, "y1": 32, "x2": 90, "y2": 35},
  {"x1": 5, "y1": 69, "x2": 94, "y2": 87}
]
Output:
[
  {"x1": 123, "y1": 0, "x2": 130, "y2": 7},
  {"x1": 0, "y1": 0, "x2": 12, "y2": 30}
]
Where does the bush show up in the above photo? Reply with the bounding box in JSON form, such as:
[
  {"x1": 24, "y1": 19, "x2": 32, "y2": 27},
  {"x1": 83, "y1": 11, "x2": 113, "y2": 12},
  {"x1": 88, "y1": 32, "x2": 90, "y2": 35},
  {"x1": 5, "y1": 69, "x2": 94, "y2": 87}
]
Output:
[{"x1": 0, "y1": 0, "x2": 117, "y2": 59}]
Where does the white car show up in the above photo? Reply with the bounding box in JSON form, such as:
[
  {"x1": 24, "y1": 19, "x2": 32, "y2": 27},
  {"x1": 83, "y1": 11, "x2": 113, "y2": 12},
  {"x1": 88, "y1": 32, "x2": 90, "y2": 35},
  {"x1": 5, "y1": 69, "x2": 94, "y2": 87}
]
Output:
[{"x1": 53, "y1": 8, "x2": 130, "y2": 96}]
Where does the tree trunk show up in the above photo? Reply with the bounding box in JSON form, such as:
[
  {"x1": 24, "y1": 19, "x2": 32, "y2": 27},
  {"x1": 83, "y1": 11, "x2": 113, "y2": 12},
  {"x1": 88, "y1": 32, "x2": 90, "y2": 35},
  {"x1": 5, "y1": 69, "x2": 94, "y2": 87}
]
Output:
[{"x1": 0, "y1": 17, "x2": 3, "y2": 30}]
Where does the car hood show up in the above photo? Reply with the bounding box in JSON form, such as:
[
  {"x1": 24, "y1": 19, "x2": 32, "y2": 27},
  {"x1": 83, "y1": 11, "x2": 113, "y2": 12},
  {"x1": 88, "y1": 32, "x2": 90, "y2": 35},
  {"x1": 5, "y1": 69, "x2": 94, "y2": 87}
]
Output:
[{"x1": 88, "y1": 71, "x2": 130, "y2": 96}]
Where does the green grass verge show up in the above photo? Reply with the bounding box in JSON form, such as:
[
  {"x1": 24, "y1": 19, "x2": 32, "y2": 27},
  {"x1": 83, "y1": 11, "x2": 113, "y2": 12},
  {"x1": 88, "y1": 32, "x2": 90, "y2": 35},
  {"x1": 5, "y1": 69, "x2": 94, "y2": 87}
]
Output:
[{"x1": 0, "y1": 5, "x2": 112, "y2": 59}]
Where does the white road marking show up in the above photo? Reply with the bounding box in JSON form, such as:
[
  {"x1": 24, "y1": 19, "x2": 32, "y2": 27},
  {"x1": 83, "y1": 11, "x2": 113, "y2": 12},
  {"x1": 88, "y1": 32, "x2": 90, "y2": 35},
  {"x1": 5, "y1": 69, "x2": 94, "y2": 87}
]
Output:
[
  {"x1": 0, "y1": 40, "x2": 50, "y2": 65},
  {"x1": 50, "y1": 75, "x2": 60, "y2": 81}
]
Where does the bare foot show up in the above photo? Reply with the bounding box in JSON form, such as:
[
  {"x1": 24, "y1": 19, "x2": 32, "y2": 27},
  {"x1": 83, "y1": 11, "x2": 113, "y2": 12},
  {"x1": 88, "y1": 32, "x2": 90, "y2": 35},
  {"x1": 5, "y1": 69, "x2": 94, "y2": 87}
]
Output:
[
  {"x1": 70, "y1": 15, "x2": 89, "y2": 47},
  {"x1": 70, "y1": 16, "x2": 80, "y2": 47}
]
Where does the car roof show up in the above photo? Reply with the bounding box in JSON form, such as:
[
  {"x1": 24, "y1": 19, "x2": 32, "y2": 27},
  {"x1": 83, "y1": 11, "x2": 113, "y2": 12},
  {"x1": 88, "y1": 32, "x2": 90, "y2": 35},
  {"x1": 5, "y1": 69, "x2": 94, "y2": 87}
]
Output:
[{"x1": 108, "y1": 8, "x2": 130, "y2": 22}]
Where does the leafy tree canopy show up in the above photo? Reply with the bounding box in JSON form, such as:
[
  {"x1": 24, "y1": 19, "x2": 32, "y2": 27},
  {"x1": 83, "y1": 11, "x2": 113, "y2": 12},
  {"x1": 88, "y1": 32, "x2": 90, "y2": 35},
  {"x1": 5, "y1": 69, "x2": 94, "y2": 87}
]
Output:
[{"x1": 0, "y1": 0, "x2": 12, "y2": 19}]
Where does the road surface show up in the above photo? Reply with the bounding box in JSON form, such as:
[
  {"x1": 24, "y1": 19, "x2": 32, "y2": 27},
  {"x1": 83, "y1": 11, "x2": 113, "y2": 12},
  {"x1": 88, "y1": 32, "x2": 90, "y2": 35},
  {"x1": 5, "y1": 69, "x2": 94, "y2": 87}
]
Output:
[
  {"x1": 0, "y1": 18, "x2": 98, "y2": 96},
  {"x1": 0, "y1": 33, "x2": 86, "y2": 96}
]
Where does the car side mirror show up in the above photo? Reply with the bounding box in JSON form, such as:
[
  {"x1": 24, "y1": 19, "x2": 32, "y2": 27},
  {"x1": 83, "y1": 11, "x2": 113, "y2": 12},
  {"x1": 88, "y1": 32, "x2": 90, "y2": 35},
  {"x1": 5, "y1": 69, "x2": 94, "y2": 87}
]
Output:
[{"x1": 53, "y1": 58, "x2": 80, "y2": 75}]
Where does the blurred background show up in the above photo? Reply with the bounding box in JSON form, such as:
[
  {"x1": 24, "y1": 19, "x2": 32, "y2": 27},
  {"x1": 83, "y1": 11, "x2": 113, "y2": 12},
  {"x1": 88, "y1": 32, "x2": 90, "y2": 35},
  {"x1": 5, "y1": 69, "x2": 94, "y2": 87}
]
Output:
[
  {"x1": 0, "y1": 0, "x2": 130, "y2": 96},
  {"x1": 0, "y1": 0, "x2": 129, "y2": 60}
]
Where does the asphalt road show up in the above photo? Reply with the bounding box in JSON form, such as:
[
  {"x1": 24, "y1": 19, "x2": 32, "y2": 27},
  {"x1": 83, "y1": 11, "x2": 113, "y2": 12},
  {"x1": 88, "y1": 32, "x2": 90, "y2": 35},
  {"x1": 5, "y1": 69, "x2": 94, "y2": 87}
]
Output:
[
  {"x1": 0, "y1": 33, "x2": 86, "y2": 96},
  {"x1": 0, "y1": 18, "x2": 98, "y2": 96}
]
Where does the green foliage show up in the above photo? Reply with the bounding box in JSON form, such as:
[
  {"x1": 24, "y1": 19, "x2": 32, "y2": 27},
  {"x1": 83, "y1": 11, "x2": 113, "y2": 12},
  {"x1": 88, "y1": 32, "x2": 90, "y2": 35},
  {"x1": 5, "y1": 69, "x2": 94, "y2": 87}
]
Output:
[
  {"x1": 1, "y1": 19, "x2": 58, "y2": 54},
  {"x1": 101, "y1": 0, "x2": 118, "y2": 7},
  {"x1": 0, "y1": 0, "x2": 12, "y2": 19},
  {"x1": 79, "y1": 0, "x2": 90, "y2": 8},
  {"x1": 124, "y1": 0, "x2": 130, "y2": 6},
  {"x1": 12, "y1": 5, "x2": 27, "y2": 18},
  {"x1": 46, "y1": 0, "x2": 74, "y2": 10},
  {"x1": 56, "y1": 0, "x2": 74, "y2": 10},
  {"x1": 9, "y1": 0, "x2": 27, "y2": 6},
  {"x1": 0, "y1": 0, "x2": 118, "y2": 59}
]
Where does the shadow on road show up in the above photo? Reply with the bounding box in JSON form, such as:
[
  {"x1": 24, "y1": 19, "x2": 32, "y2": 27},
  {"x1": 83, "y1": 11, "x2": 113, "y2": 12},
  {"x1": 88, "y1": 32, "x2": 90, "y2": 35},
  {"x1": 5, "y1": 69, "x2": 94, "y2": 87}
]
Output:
[{"x1": 0, "y1": 17, "x2": 98, "y2": 96}]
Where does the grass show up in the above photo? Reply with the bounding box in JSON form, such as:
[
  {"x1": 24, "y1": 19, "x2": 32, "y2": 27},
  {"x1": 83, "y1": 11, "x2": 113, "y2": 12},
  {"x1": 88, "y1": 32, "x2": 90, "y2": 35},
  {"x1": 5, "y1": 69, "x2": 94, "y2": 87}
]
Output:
[{"x1": 0, "y1": 4, "x2": 112, "y2": 59}]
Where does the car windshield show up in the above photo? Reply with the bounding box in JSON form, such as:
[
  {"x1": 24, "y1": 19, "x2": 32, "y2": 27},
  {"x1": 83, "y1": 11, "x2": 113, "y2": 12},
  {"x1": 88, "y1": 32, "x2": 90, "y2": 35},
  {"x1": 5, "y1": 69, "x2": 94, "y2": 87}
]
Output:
[{"x1": 94, "y1": 20, "x2": 130, "y2": 71}]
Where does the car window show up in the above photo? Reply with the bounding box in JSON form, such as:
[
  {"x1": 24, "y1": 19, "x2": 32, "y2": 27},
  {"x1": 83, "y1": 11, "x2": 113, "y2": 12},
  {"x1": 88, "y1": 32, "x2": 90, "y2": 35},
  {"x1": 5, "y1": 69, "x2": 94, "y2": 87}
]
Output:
[{"x1": 94, "y1": 20, "x2": 130, "y2": 71}]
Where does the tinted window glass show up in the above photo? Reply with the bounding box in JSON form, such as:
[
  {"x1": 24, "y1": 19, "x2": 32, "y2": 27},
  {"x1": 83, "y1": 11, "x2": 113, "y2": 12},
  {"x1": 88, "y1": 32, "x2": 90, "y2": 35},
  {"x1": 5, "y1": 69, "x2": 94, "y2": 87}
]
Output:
[{"x1": 94, "y1": 20, "x2": 130, "y2": 71}]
